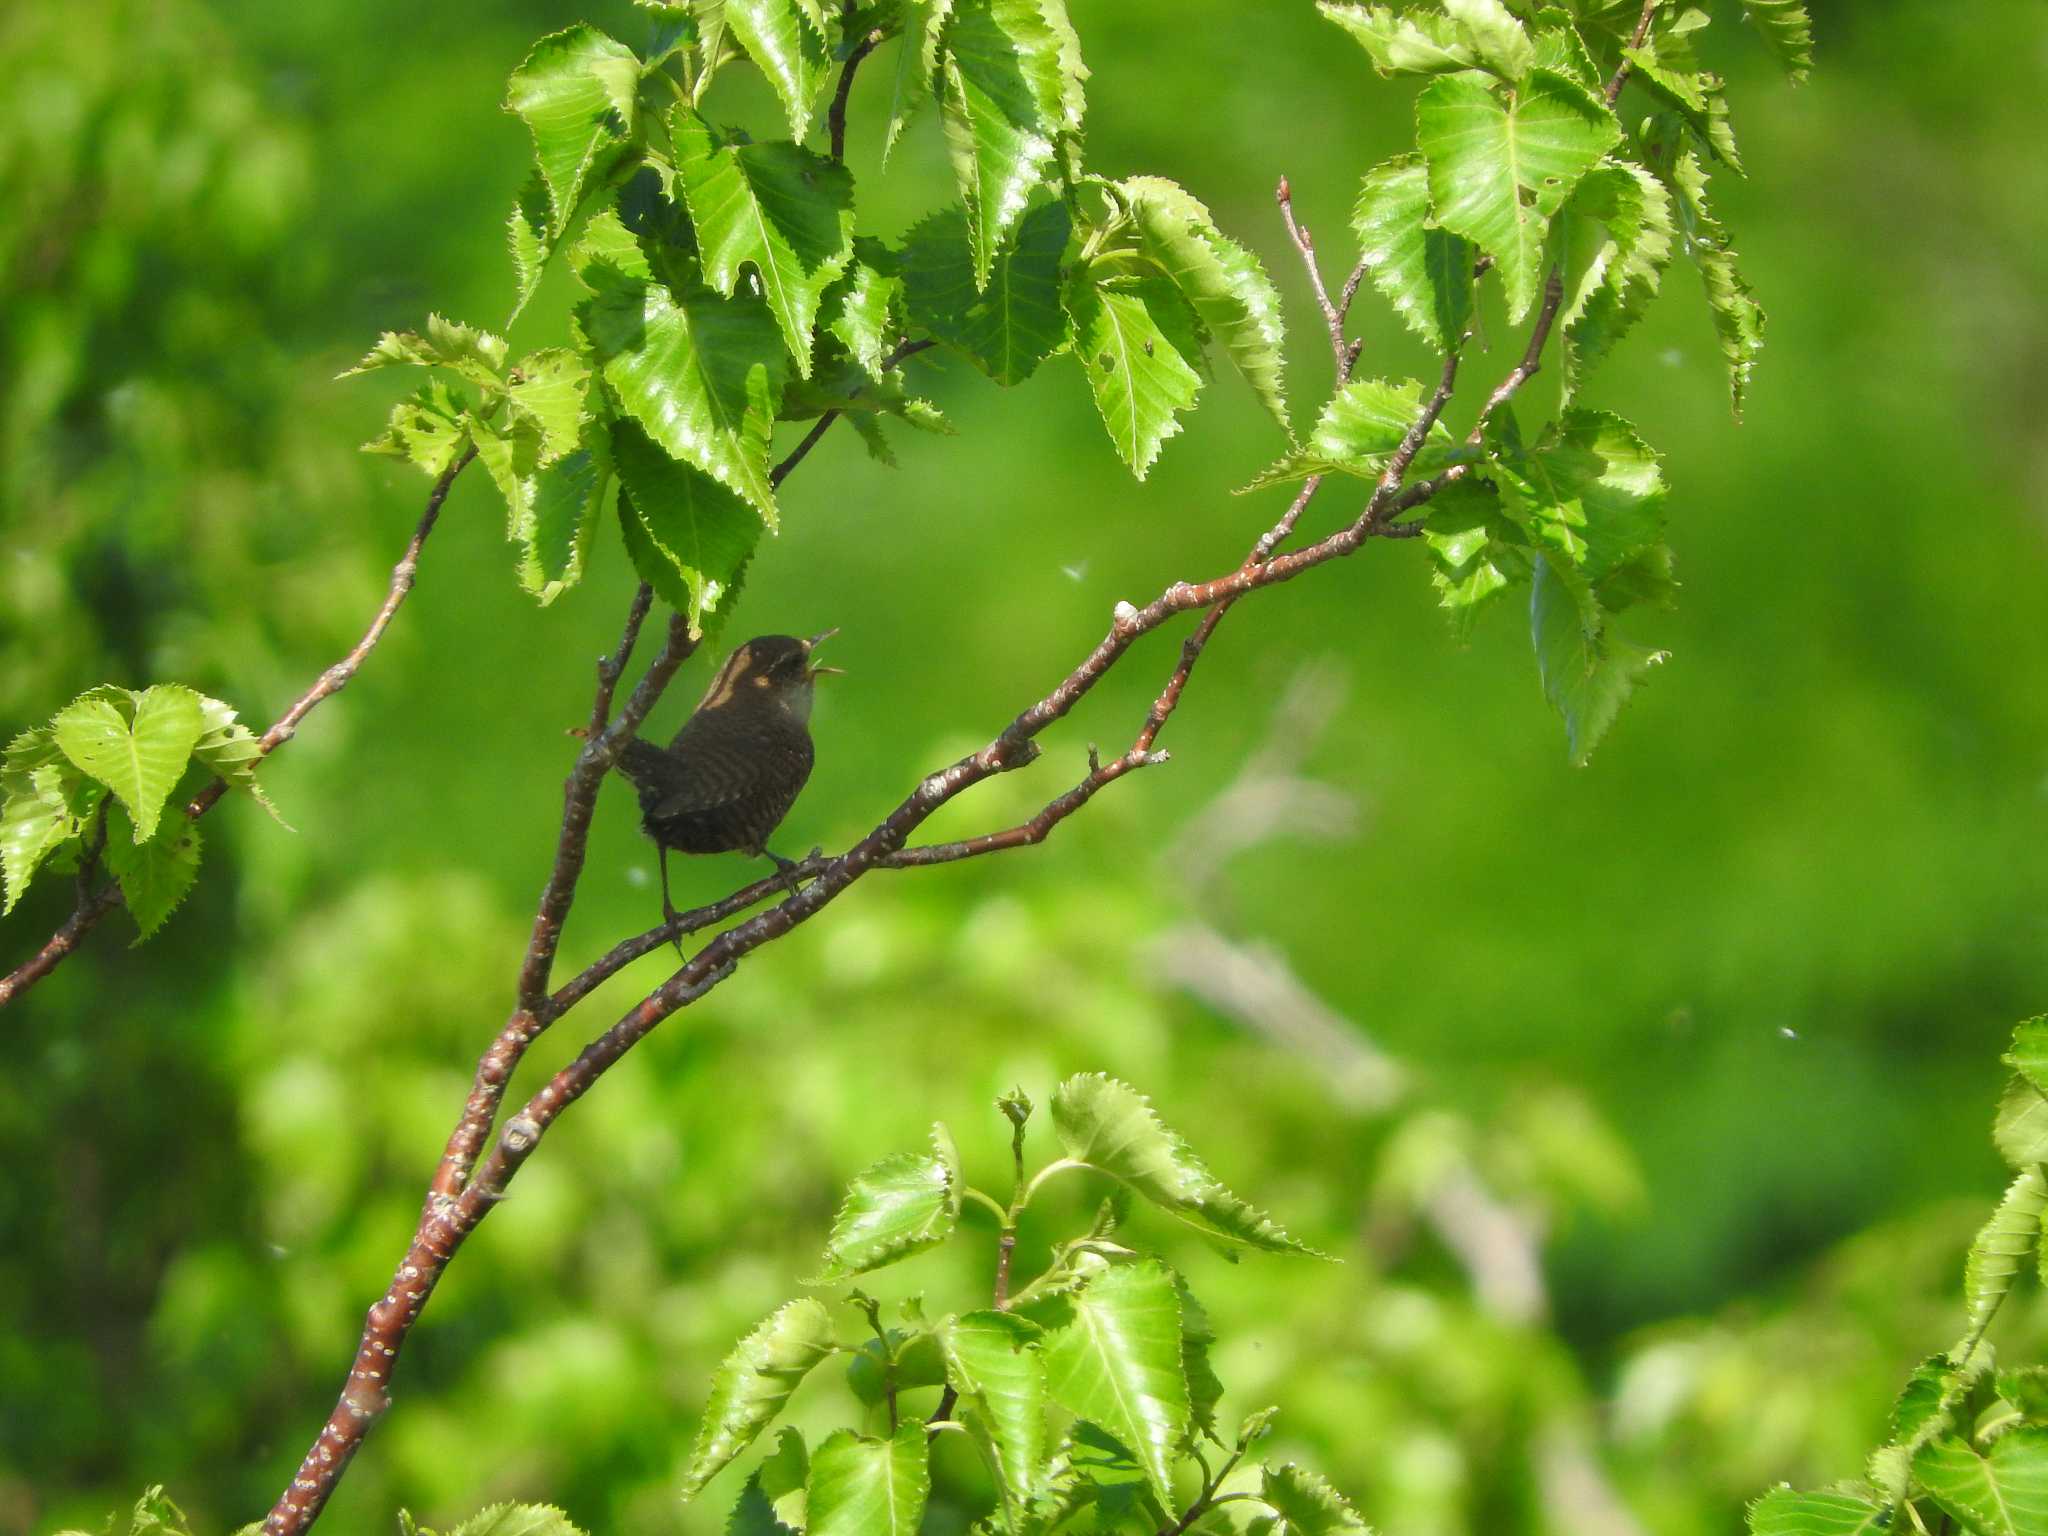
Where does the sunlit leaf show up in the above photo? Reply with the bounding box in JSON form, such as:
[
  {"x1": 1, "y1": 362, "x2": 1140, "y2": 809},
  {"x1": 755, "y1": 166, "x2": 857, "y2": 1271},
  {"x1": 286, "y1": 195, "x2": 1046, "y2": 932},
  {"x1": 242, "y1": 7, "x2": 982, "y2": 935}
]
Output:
[
  {"x1": 727, "y1": 0, "x2": 831, "y2": 142},
  {"x1": 1739, "y1": 0, "x2": 1813, "y2": 83},
  {"x1": 1064, "y1": 272, "x2": 1204, "y2": 480},
  {"x1": 1051, "y1": 1074, "x2": 1323, "y2": 1254},
  {"x1": 884, "y1": 0, "x2": 954, "y2": 162},
  {"x1": 1261, "y1": 1462, "x2": 1371, "y2": 1536},
  {"x1": 2009, "y1": 1021, "x2": 2048, "y2": 1099},
  {"x1": 1995, "y1": 1080, "x2": 2048, "y2": 1169},
  {"x1": 1039, "y1": 1260, "x2": 1188, "y2": 1505},
  {"x1": 901, "y1": 200, "x2": 1070, "y2": 384},
  {"x1": 674, "y1": 114, "x2": 856, "y2": 375},
  {"x1": 504, "y1": 26, "x2": 642, "y2": 235},
  {"x1": 362, "y1": 379, "x2": 474, "y2": 478},
  {"x1": 103, "y1": 812, "x2": 201, "y2": 943},
  {"x1": 1424, "y1": 476, "x2": 1528, "y2": 632},
  {"x1": 1242, "y1": 375, "x2": 1454, "y2": 492},
  {"x1": 1352, "y1": 155, "x2": 1473, "y2": 355},
  {"x1": 1746, "y1": 1487, "x2": 1889, "y2": 1536},
  {"x1": 446, "y1": 1504, "x2": 588, "y2": 1536},
  {"x1": 939, "y1": 1310, "x2": 1047, "y2": 1515},
  {"x1": 52, "y1": 686, "x2": 205, "y2": 844},
  {"x1": 1622, "y1": 40, "x2": 1741, "y2": 172},
  {"x1": 827, "y1": 245, "x2": 906, "y2": 380},
  {"x1": 1444, "y1": 0, "x2": 1533, "y2": 82},
  {"x1": 1560, "y1": 160, "x2": 1675, "y2": 397},
  {"x1": 1669, "y1": 147, "x2": 1764, "y2": 417},
  {"x1": 679, "y1": 1298, "x2": 838, "y2": 1498},
  {"x1": 1913, "y1": 1429, "x2": 2048, "y2": 1536},
  {"x1": 806, "y1": 1425, "x2": 930, "y2": 1536},
  {"x1": 813, "y1": 1135, "x2": 960, "y2": 1282},
  {"x1": 1318, "y1": 3, "x2": 1474, "y2": 74},
  {"x1": 612, "y1": 422, "x2": 761, "y2": 640},
  {"x1": 728, "y1": 1428, "x2": 808, "y2": 1536},
  {"x1": 938, "y1": 0, "x2": 1068, "y2": 288},
  {"x1": 1531, "y1": 552, "x2": 1666, "y2": 764},
  {"x1": 190, "y1": 697, "x2": 285, "y2": 827},
  {"x1": 1122, "y1": 175, "x2": 1288, "y2": 428},
  {"x1": 1415, "y1": 69, "x2": 1619, "y2": 322},
  {"x1": 1956, "y1": 1168, "x2": 2048, "y2": 1355}
]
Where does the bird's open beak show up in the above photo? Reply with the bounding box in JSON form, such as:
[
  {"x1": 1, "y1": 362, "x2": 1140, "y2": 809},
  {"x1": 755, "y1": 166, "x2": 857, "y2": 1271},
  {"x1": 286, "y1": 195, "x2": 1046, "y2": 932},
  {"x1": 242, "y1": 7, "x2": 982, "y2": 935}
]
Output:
[{"x1": 804, "y1": 628, "x2": 845, "y2": 677}]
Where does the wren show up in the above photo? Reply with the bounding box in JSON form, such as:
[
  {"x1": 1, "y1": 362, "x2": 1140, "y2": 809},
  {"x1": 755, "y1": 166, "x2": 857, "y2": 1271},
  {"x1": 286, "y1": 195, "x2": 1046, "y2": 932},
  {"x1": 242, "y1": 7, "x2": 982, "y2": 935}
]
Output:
[{"x1": 616, "y1": 630, "x2": 841, "y2": 935}]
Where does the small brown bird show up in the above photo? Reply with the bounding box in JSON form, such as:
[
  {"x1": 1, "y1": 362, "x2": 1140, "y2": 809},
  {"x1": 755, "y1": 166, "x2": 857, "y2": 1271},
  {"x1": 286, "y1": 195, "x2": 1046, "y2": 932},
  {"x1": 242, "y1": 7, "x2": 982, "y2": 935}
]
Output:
[{"x1": 617, "y1": 630, "x2": 841, "y2": 931}]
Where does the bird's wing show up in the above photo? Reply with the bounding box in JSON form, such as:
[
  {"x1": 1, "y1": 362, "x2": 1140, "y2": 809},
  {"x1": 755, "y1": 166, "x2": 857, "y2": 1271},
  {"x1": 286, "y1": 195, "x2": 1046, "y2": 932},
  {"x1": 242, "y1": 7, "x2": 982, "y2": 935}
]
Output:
[{"x1": 646, "y1": 730, "x2": 812, "y2": 821}]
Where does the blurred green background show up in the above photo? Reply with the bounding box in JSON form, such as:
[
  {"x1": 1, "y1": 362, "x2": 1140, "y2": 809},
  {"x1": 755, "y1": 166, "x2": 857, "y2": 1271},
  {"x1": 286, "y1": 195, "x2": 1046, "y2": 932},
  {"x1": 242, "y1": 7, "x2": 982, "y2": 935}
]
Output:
[{"x1": 3, "y1": 1, "x2": 2045, "y2": 1532}]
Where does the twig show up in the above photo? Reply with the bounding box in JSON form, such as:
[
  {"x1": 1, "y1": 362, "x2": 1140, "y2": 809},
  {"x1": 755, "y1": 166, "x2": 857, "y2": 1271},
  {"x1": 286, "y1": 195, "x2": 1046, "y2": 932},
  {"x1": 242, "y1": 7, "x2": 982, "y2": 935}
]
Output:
[
  {"x1": 0, "y1": 446, "x2": 478, "y2": 1012},
  {"x1": 1604, "y1": 0, "x2": 1663, "y2": 109},
  {"x1": 1276, "y1": 176, "x2": 1367, "y2": 381},
  {"x1": 827, "y1": 4, "x2": 884, "y2": 165}
]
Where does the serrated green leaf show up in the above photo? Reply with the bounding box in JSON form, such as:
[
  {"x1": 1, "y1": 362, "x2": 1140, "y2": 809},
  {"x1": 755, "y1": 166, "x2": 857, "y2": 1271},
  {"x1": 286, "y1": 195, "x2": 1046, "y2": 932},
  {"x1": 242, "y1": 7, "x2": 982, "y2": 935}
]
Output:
[
  {"x1": 505, "y1": 26, "x2": 643, "y2": 236},
  {"x1": 363, "y1": 379, "x2": 474, "y2": 478},
  {"x1": 1319, "y1": 3, "x2": 1475, "y2": 74},
  {"x1": 845, "y1": 1327, "x2": 947, "y2": 1406},
  {"x1": 1530, "y1": 12, "x2": 1601, "y2": 89},
  {"x1": 612, "y1": 421, "x2": 762, "y2": 640},
  {"x1": 1, "y1": 754, "x2": 81, "y2": 916},
  {"x1": 103, "y1": 812, "x2": 201, "y2": 943},
  {"x1": 1040, "y1": 1260, "x2": 1188, "y2": 1506},
  {"x1": 508, "y1": 173, "x2": 554, "y2": 323},
  {"x1": 1891, "y1": 1352, "x2": 1973, "y2": 1452},
  {"x1": 2001, "y1": 1367, "x2": 2048, "y2": 1425},
  {"x1": 52, "y1": 686, "x2": 205, "y2": 844},
  {"x1": 1670, "y1": 147, "x2": 1765, "y2": 417},
  {"x1": 1958, "y1": 1168, "x2": 2048, "y2": 1355},
  {"x1": 727, "y1": 0, "x2": 830, "y2": 141},
  {"x1": 1416, "y1": 69, "x2": 1619, "y2": 322},
  {"x1": 1242, "y1": 375, "x2": 1452, "y2": 492},
  {"x1": 940, "y1": 1310, "x2": 1047, "y2": 1516},
  {"x1": 1353, "y1": 155, "x2": 1474, "y2": 355},
  {"x1": 581, "y1": 263, "x2": 789, "y2": 525},
  {"x1": 1261, "y1": 1462, "x2": 1370, "y2": 1536},
  {"x1": 2009, "y1": 1021, "x2": 2048, "y2": 1097},
  {"x1": 1174, "y1": 1276, "x2": 1223, "y2": 1446},
  {"x1": 1424, "y1": 476, "x2": 1528, "y2": 632},
  {"x1": 1445, "y1": 0, "x2": 1534, "y2": 81},
  {"x1": 508, "y1": 348, "x2": 593, "y2": 461},
  {"x1": 1531, "y1": 552, "x2": 1666, "y2": 764},
  {"x1": 1996, "y1": 1080, "x2": 2048, "y2": 1169},
  {"x1": 1064, "y1": 272, "x2": 1204, "y2": 480},
  {"x1": 470, "y1": 410, "x2": 611, "y2": 605},
  {"x1": 939, "y1": 0, "x2": 1068, "y2": 288},
  {"x1": 1622, "y1": 42, "x2": 1741, "y2": 173},
  {"x1": 813, "y1": 1151, "x2": 958, "y2": 1282},
  {"x1": 343, "y1": 314, "x2": 510, "y2": 389},
  {"x1": 884, "y1": 0, "x2": 954, "y2": 162},
  {"x1": 1491, "y1": 407, "x2": 1667, "y2": 574},
  {"x1": 901, "y1": 200, "x2": 1069, "y2": 384},
  {"x1": 807, "y1": 1425, "x2": 931, "y2": 1536},
  {"x1": 674, "y1": 115, "x2": 856, "y2": 375},
  {"x1": 1052, "y1": 1075, "x2": 1319, "y2": 1254},
  {"x1": 1740, "y1": 0, "x2": 1813, "y2": 83},
  {"x1": 1560, "y1": 160, "x2": 1675, "y2": 397},
  {"x1": 1746, "y1": 1488, "x2": 1889, "y2": 1536},
  {"x1": 680, "y1": 1299, "x2": 838, "y2": 1498},
  {"x1": 827, "y1": 247, "x2": 906, "y2": 380},
  {"x1": 1121, "y1": 176, "x2": 1288, "y2": 428},
  {"x1": 727, "y1": 1427, "x2": 807, "y2": 1536},
  {"x1": 446, "y1": 1504, "x2": 589, "y2": 1536},
  {"x1": 1913, "y1": 1429, "x2": 2048, "y2": 1536},
  {"x1": 190, "y1": 697, "x2": 286, "y2": 826}
]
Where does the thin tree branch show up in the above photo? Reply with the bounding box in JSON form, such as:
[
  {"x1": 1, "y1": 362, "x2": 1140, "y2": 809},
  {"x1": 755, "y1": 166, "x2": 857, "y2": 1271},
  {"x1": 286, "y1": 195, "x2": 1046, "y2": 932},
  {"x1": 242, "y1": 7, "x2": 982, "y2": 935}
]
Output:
[
  {"x1": 828, "y1": 4, "x2": 885, "y2": 165},
  {"x1": 1604, "y1": 0, "x2": 1663, "y2": 109},
  {"x1": 0, "y1": 445, "x2": 477, "y2": 1012},
  {"x1": 1276, "y1": 176, "x2": 1368, "y2": 382}
]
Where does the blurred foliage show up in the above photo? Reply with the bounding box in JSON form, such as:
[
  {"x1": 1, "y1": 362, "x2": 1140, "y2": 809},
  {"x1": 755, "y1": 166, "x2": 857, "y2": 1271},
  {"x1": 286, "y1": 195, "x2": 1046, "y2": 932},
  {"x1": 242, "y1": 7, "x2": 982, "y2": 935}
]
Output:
[{"x1": 2, "y1": 0, "x2": 2046, "y2": 1534}]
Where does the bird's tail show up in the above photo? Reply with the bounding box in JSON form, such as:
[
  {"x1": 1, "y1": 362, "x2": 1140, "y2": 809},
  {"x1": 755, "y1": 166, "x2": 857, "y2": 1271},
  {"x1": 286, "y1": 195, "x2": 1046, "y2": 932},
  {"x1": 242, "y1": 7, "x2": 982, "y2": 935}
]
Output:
[{"x1": 616, "y1": 738, "x2": 683, "y2": 816}]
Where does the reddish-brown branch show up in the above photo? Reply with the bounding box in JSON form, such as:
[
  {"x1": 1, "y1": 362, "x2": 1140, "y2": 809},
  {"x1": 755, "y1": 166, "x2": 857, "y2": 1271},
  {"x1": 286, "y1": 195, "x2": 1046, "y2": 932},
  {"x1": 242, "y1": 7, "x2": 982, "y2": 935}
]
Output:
[
  {"x1": 0, "y1": 445, "x2": 477, "y2": 1013},
  {"x1": 1604, "y1": 0, "x2": 1663, "y2": 108}
]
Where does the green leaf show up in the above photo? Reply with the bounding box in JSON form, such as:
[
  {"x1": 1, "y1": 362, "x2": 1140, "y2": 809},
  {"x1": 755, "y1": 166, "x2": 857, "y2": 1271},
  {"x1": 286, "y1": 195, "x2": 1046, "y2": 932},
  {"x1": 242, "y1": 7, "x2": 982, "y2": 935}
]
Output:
[
  {"x1": 612, "y1": 423, "x2": 762, "y2": 641},
  {"x1": 884, "y1": 0, "x2": 953, "y2": 162},
  {"x1": 103, "y1": 813, "x2": 202, "y2": 943},
  {"x1": 1890, "y1": 1353, "x2": 1969, "y2": 1450},
  {"x1": 580, "y1": 263, "x2": 790, "y2": 526},
  {"x1": 728, "y1": 1430, "x2": 808, "y2": 1536},
  {"x1": 1622, "y1": 42, "x2": 1741, "y2": 172},
  {"x1": 2009, "y1": 1021, "x2": 2048, "y2": 1098},
  {"x1": 1319, "y1": 3, "x2": 1475, "y2": 74},
  {"x1": 679, "y1": 1298, "x2": 838, "y2": 1498},
  {"x1": 471, "y1": 374, "x2": 610, "y2": 606},
  {"x1": 1, "y1": 758, "x2": 82, "y2": 917},
  {"x1": 1740, "y1": 0, "x2": 1813, "y2": 83},
  {"x1": 1491, "y1": 407, "x2": 1667, "y2": 574},
  {"x1": 1121, "y1": 176, "x2": 1289, "y2": 428},
  {"x1": 1424, "y1": 477, "x2": 1528, "y2": 632},
  {"x1": 1039, "y1": 1260, "x2": 1189, "y2": 1506},
  {"x1": 508, "y1": 348, "x2": 594, "y2": 461},
  {"x1": 1531, "y1": 552, "x2": 1666, "y2": 764},
  {"x1": 939, "y1": 1310, "x2": 1047, "y2": 1515},
  {"x1": 827, "y1": 247, "x2": 906, "y2": 380},
  {"x1": 726, "y1": 0, "x2": 830, "y2": 141},
  {"x1": 362, "y1": 379, "x2": 473, "y2": 478},
  {"x1": 1176, "y1": 1277, "x2": 1224, "y2": 1446},
  {"x1": 1051, "y1": 1074, "x2": 1322, "y2": 1254},
  {"x1": 1995, "y1": 1079, "x2": 2048, "y2": 1169},
  {"x1": 343, "y1": 314, "x2": 510, "y2": 390},
  {"x1": 938, "y1": 0, "x2": 1068, "y2": 288},
  {"x1": 806, "y1": 1425, "x2": 931, "y2": 1536},
  {"x1": 674, "y1": 115, "x2": 856, "y2": 375},
  {"x1": 445, "y1": 1505, "x2": 588, "y2": 1536},
  {"x1": 845, "y1": 1327, "x2": 947, "y2": 1405},
  {"x1": 1746, "y1": 1488, "x2": 1889, "y2": 1536},
  {"x1": 1671, "y1": 147, "x2": 1765, "y2": 417},
  {"x1": 508, "y1": 173, "x2": 554, "y2": 322},
  {"x1": 52, "y1": 686, "x2": 205, "y2": 844},
  {"x1": 1560, "y1": 160, "x2": 1675, "y2": 397},
  {"x1": 2001, "y1": 1367, "x2": 2048, "y2": 1425},
  {"x1": 1444, "y1": 0, "x2": 1534, "y2": 82},
  {"x1": 813, "y1": 1139, "x2": 960, "y2": 1282},
  {"x1": 190, "y1": 697, "x2": 285, "y2": 827},
  {"x1": 1064, "y1": 271, "x2": 1204, "y2": 480},
  {"x1": 1242, "y1": 375, "x2": 1453, "y2": 492},
  {"x1": 1415, "y1": 69, "x2": 1620, "y2": 322},
  {"x1": 1913, "y1": 1429, "x2": 2048, "y2": 1536},
  {"x1": 900, "y1": 200, "x2": 1070, "y2": 384},
  {"x1": 1530, "y1": 12, "x2": 1602, "y2": 89},
  {"x1": 1352, "y1": 154, "x2": 1474, "y2": 355},
  {"x1": 1260, "y1": 1462, "x2": 1371, "y2": 1536},
  {"x1": 1957, "y1": 1168, "x2": 2048, "y2": 1355},
  {"x1": 504, "y1": 26, "x2": 643, "y2": 236}
]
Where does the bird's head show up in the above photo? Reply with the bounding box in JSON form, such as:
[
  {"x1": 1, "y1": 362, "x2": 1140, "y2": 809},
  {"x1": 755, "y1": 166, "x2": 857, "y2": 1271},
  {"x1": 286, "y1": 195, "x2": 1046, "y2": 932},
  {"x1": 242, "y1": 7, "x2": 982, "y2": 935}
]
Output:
[{"x1": 698, "y1": 630, "x2": 842, "y2": 724}]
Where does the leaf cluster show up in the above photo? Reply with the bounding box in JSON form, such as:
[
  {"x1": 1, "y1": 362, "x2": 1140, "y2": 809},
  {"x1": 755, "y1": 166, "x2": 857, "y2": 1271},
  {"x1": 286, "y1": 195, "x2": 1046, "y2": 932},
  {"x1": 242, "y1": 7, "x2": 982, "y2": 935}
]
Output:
[
  {"x1": 3, "y1": 686, "x2": 278, "y2": 940},
  {"x1": 349, "y1": 0, "x2": 1296, "y2": 641},
  {"x1": 1750, "y1": 1018, "x2": 2048, "y2": 1536},
  {"x1": 672, "y1": 1076, "x2": 1367, "y2": 1536}
]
